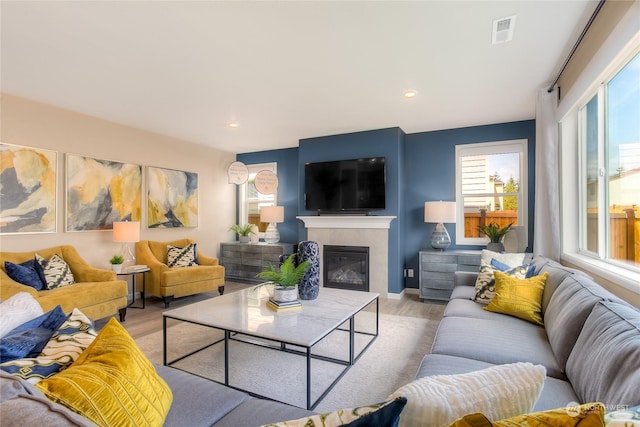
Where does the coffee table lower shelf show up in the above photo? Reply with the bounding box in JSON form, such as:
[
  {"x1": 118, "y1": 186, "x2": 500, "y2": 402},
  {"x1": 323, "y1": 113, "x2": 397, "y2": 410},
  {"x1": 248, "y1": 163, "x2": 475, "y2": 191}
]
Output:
[{"x1": 162, "y1": 298, "x2": 378, "y2": 410}]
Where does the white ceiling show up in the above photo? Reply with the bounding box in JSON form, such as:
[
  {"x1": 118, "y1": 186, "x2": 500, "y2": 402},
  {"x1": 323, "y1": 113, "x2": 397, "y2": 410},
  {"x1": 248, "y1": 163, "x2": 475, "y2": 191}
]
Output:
[{"x1": 1, "y1": 1, "x2": 597, "y2": 154}]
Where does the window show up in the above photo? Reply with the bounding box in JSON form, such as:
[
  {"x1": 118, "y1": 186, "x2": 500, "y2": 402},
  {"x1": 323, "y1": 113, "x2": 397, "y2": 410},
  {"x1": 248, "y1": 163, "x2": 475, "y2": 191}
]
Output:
[
  {"x1": 578, "y1": 52, "x2": 640, "y2": 270},
  {"x1": 455, "y1": 140, "x2": 527, "y2": 245},
  {"x1": 239, "y1": 163, "x2": 277, "y2": 235}
]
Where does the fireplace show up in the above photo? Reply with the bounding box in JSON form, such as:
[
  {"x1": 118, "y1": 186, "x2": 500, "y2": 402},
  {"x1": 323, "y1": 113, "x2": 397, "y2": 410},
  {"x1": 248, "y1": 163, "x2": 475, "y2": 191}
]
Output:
[{"x1": 323, "y1": 245, "x2": 369, "y2": 292}]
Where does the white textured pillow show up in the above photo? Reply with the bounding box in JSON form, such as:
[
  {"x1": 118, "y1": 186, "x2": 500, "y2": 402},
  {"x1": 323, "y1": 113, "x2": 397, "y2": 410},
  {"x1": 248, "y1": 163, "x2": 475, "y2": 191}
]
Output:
[
  {"x1": 481, "y1": 250, "x2": 525, "y2": 268},
  {"x1": 0, "y1": 292, "x2": 44, "y2": 338},
  {"x1": 388, "y1": 362, "x2": 546, "y2": 427}
]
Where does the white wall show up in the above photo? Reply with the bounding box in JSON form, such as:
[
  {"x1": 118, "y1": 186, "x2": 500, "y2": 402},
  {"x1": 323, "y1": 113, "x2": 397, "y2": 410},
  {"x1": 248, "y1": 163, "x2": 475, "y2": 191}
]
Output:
[{"x1": 0, "y1": 94, "x2": 236, "y2": 269}]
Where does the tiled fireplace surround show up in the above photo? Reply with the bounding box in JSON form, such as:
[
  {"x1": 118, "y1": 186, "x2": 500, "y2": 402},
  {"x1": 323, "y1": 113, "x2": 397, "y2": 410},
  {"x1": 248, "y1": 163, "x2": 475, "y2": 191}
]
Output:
[{"x1": 297, "y1": 216, "x2": 396, "y2": 298}]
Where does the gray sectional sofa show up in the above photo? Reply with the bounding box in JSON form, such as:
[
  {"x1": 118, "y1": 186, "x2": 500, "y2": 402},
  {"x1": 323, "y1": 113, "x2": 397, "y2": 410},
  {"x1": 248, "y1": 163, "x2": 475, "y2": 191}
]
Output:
[
  {"x1": 2, "y1": 255, "x2": 639, "y2": 425},
  {"x1": 0, "y1": 364, "x2": 315, "y2": 426},
  {"x1": 416, "y1": 255, "x2": 640, "y2": 412}
]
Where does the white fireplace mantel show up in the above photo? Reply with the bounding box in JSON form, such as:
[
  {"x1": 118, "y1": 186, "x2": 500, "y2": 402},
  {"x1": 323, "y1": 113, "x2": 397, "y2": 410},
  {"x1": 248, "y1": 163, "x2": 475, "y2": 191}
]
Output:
[{"x1": 297, "y1": 215, "x2": 396, "y2": 229}]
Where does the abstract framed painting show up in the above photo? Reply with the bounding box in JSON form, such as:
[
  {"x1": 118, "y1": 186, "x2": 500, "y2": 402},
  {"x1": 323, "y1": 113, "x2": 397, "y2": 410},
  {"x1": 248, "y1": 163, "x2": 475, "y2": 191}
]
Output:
[
  {"x1": 147, "y1": 166, "x2": 198, "y2": 228},
  {"x1": 66, "y1": 154, "x2": 141, "y2": 231},
  {"x1": 0, "y1": 143, "x2": 57, "y2": 234}
]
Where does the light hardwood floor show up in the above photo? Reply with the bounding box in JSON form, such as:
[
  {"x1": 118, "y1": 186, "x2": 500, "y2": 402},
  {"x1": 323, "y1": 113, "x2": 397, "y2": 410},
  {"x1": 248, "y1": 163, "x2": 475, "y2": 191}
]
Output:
[{"x1": 100, "y1": 282, "x2": 446, "y2": 341}]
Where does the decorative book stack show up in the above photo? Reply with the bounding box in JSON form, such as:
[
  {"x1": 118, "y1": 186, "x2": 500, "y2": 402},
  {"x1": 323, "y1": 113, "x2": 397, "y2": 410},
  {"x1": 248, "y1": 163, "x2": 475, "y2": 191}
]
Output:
[{"x1": 266, "y1": 298, "x2": 302, "y2": 312}]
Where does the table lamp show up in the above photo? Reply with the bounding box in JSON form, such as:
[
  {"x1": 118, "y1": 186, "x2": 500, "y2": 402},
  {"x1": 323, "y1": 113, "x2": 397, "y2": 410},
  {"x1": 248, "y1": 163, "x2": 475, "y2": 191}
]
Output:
[
  {"x1": 424, "y1": 201, "x2": 456, "y2": 251},
  {"x1": 113, "y1": 221, "x2": 140, "y2": 264},
  {"x1": 260, "y1": 206, "x2": 284, "y2": 244}
]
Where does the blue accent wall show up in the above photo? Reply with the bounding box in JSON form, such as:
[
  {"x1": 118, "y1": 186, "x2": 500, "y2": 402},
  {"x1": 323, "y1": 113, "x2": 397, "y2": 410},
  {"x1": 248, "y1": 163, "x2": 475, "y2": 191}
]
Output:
[
  {"x1": 403, "y1": 120, "x2": 536, "y2": 288},
  {"x1": 236, "y1": 120, "x2": 535, "y2": 293}
]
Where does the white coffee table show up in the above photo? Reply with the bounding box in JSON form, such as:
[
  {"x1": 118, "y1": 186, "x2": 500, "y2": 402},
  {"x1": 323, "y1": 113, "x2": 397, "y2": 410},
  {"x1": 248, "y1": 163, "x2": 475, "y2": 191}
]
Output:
[{"x1": 162, "y1": 286, "x2": 379, "y2": 410}]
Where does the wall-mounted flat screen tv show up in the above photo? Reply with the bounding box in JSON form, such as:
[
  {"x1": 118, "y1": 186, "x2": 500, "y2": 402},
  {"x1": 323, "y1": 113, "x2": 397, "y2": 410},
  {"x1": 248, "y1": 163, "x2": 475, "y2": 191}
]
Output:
[{"x1": 304, "y1": 157, "x2": 386, "y2": 214}]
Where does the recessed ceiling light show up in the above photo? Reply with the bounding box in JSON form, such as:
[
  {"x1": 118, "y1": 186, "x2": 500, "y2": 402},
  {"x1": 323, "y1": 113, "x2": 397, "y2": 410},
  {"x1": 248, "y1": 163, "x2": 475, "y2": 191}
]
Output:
[
  {"x1": 403, "y1": 90, "x2": 417, "y2": 99},
  {"x1": 228, "y1": 122, "x2": 239, "y2": 128}
]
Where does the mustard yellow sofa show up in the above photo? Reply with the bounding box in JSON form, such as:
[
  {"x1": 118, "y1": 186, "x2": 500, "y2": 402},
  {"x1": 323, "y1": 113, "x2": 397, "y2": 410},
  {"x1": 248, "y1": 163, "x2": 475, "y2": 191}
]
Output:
[
  {"x1": 0, "y1": 246, "x2": 128, "y2": 321},
  {"x1": 135, "y1": 238, "x2": 225, "y2": 307}
]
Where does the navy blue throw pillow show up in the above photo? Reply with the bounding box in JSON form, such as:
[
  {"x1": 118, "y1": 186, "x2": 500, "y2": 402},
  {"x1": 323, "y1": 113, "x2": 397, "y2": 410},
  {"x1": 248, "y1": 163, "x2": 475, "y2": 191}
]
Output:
[
  {"x1": 0, "y1": 305, "x2": 68, "y2": 362},
  {"x1": 4, "y1": 259, "x2": 47, "y2": 290},
  {"x1": 343, "y1": 397, "x2": 408, "y2": 427}
]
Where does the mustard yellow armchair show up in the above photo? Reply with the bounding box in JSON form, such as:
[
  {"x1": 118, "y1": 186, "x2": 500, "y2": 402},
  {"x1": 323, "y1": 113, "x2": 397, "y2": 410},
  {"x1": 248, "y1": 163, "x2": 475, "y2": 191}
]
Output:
[
  {"x1": 0, "y1": 246, "x2": 128, "y2": 321},
  {"x1": 135, "y1": 238, "x2": 225, "y2": 307}
]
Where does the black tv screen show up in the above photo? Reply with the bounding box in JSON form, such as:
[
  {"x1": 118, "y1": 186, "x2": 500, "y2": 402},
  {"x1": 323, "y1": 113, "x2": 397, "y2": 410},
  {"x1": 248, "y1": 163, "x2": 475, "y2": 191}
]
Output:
[{"x1": 304, "y1": 157, "x2": 386, "y2": 213}]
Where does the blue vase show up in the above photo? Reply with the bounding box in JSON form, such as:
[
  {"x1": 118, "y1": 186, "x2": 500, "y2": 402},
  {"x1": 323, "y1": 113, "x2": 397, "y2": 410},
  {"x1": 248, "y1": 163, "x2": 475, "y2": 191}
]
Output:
[{"x1": 297, "y1": 241, "x2": 320, "y2": 300}]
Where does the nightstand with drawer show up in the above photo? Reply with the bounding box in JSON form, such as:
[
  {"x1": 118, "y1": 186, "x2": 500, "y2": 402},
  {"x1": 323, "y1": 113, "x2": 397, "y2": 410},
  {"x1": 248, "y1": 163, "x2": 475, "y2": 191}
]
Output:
[{"x1": 419, "y1": 250, "x2": 481, "y2": 302}]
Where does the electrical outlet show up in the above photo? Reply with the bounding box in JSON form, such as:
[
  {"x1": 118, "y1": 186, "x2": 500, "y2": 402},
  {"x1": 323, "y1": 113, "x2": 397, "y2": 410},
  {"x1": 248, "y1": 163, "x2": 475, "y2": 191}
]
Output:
[{"x1": 408, "y1": 269, "x2": 414, "y2": 278}]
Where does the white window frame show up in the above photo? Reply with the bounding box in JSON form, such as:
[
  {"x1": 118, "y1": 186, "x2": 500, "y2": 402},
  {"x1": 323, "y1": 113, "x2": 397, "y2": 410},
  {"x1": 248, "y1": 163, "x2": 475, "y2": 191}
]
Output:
[
  {"x1": 455, "y1": 139, "x2": 528, "y2": 246},
  {"x1": 238, "y1": 162, "x2": 277, "y2": 237},
  {"x1": 575, "y1": 50, "x2": 640, "y2": 272},
  {"x1": 559, "y1": 40, "x2": 640, "y2": 295},
  {"x1": 577, "y1": 88, "x2": 608, "y2": 259}
]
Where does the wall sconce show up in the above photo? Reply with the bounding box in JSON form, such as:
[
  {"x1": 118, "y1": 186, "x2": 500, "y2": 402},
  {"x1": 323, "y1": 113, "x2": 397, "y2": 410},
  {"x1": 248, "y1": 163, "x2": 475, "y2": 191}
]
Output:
[
  {"x1": 424, "y1": 201, "x2": 456, "y2": 251},
  {"x1": 260, "y1": 206, "x2": 284, "y2": 244},
  {"x1": 113, "y1": 221, "x2": 140, "y2": 264}
]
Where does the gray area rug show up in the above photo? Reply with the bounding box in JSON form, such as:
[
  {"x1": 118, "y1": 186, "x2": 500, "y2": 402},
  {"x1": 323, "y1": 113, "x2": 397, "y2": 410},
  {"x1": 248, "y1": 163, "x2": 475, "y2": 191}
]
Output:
[{"x1": 136, "y1": 311, "x2": 438, "y2": 412}]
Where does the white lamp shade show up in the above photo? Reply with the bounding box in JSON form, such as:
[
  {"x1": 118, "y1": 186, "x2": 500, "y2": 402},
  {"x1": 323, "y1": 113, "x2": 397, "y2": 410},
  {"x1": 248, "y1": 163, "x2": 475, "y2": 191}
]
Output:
[
  {"x1": 112, "y1": 221, "x2": 140, "y2": 242},
  {"x1": 424, "y1": 201, "x2": 456, "y2": 224},
  {"x1": 260, "y1": 206, "x2": 284, "y2": 223}
]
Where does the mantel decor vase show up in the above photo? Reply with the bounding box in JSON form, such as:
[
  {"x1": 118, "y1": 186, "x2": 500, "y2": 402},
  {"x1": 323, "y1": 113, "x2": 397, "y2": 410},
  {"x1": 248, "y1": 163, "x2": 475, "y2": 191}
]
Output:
[{"x1": 297, "y1": 241, "x2": 320, "y2": 300}]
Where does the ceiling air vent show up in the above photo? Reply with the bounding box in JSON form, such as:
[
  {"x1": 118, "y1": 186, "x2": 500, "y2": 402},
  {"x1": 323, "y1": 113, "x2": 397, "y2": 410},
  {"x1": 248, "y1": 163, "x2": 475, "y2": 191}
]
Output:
[{"x1": 492, "y1": 15, "x2": 516, "y2": 44}]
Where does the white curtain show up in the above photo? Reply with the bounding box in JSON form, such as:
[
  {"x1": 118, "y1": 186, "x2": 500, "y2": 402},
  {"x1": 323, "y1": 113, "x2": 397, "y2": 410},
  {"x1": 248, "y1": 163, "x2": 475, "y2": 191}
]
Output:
[{"x1": 533, "y1": 87, "x2": 561, "y2": 260}]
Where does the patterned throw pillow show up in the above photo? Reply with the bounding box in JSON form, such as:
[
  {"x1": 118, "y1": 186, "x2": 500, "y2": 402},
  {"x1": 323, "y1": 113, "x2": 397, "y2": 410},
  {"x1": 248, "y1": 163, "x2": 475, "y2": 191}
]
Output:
[
  {"x1": 473, "y1": 261, "x2": 530, "y2": 304},
  {"x1": 4, "y1": 259, "x2": 47, "y2": 290},
  {"x1": 35, "y1": 253, "x2": 75, "y2": 289},
  {"x1": 167, "y1": 243, "x2": 198, "y2": 268},
  {"x1": 261, "y1": 396, "x2": 407, "y2": 427},
  {"x1": 490, "y1": 258, "x2": 536, "y2": 278},
  {"x1": 0, "y1": 308, "x2": 97, "y2": 384},
  {"x1": 36, "y1": 318, "x2": 173, "y2": 427}
]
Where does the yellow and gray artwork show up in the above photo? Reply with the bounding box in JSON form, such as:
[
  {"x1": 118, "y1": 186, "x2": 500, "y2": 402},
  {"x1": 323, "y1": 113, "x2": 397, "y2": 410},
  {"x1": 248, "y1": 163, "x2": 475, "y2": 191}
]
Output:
[
  {"x1": 147, "y1": 166, "x2": 198, "y2": 228},
  {"x1": 0, "y1": 143, "x2": 57, "y2": 234},
  {"x1": 66, "y1": 154, "x2": 141, "y2": 231}
]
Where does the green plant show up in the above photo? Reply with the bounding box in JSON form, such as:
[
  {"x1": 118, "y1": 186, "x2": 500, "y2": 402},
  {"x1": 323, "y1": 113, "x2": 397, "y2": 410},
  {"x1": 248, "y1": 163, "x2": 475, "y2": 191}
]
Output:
[
  {"x1": 255, "y1": 254, "x2": 310, "y2": 288},
  {"x1": 229, "y1": 224, "x2": 256, "y2": 237},
  {"x1": 109, "y1": 254, "x2": 124, "y2": 265},
  {"x1": 477, "y1": 222, "x2": 513, "y2": 243}
]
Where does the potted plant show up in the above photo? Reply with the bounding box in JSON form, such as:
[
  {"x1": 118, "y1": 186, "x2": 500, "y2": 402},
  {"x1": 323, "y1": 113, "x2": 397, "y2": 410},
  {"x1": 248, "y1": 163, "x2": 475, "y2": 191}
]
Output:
[
  {"x1": 109, "y1": 254, "x2": 124, "y2": 273},
  {"x1": 229, "y1": 224, "x2": 256, "y2": 243},
  {"x1": 477, "y1": 222, "x2": 513, "y2": 252},
  {"x1": 256, "y1": 254, "x2": 310, "y2": 302}
]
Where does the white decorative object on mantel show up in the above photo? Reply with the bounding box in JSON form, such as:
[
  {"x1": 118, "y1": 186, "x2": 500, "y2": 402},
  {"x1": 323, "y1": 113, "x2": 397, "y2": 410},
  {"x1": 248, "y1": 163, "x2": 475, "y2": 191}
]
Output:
[{"x1": 297, "y1": 216, "x2": 396, "y2": 229}]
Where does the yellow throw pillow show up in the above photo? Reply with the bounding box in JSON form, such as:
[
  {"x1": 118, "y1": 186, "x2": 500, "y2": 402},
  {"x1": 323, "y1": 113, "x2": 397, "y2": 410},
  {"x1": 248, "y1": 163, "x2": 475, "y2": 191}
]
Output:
[
  {"x1": 483, "y1": 271, "x2": 548, "y2": 326},
  {"x1": 448, "y1": 402, "x2": 605, "y2": 426},
  {"x1": 36, "y1": 318, "x2": 172, "y2": 427}
]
